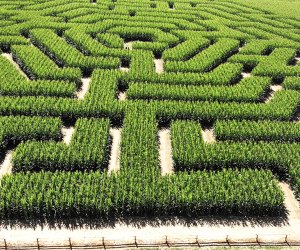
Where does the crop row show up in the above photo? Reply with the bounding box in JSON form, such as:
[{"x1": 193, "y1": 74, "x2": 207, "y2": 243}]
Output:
[
  {"x1": 29, "y1": 28, "x2": 119, "y2": 75},
  {"x1": 170, "y1": 120, "x2": 300, "y2": 176},
  {"x1": 12, "y1": 118, "x2": 110, "y2": 172},
  {"x1": 0, "y1": 116, "x2": 61, "y2": 150},
  {"x1": 164, "y1": 39, "x2": 240, "y2": 73},
  {"x1": 126, "y1": 61, "x2": 243, "y2": 86},
  {"x1": 126, "y1": 77, "x2": 271, "y2": 102},
  {"x1": 0, "y1": 54, "x2": 76, "y2": 97},
  {"x1": 0, "y1": 84, "x2": 297, "y2": 122},
  {"x1": 162, "y1": 37, "x2": 210, "y2": 61},
  {"x1": 0, "y1": 168, "x2": 284, "y2": 219},
  {"x1": 214, "y1": 120, "x2": 300, "y2": 142},
  {"x1": 11, "y1": 44, "x2": 81, "y2": 85}
]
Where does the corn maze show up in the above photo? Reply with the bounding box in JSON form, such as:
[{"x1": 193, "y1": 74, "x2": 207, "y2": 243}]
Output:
[{"x1": 0, "y1": 0, "x2": 300, "y2": 221}]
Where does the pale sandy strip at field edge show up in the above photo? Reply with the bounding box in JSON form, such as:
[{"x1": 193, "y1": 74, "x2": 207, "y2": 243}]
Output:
[
  {"x1": 0, "y1": 150, "x2": 13, "y2": 180},
  {"x1": 154, "y1": 59, "x2": 164, "y2": 74},
  {"x1": 61, "y1": 126, "x2": 75, "y2": 145},
  {"x1": 2, "y1": 53, "x2": 29, "y2": 80},
  {"x1": 158, "y1": 128, "x2": 174, "y2": 175},
  {"x1": 108, "y1": 128, "x2": 121, "y2": 173},
  {"x1": 76, "y1": 78, "x2": 90, "y2": 99},
  {"x1": 279, "y1": 182, "x2": 300, "y2": 220},
  {"x1": 265, "y1": 85, "x2": 283, "y2": 103}
]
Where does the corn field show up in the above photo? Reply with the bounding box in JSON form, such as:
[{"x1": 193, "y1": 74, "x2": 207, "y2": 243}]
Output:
[{"x1": 0, "y1": 0, "x2": 299, "y2": 222}]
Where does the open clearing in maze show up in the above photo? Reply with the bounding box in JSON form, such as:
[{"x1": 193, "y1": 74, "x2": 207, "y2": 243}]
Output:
[{"x1": 0, "y1": 0, "x2": 300, "y2": 241}]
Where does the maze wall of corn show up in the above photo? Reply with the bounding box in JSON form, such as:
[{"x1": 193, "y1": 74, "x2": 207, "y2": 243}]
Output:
[{"x1": 0, "y1": 0, "x2": 299, "y2": 222}]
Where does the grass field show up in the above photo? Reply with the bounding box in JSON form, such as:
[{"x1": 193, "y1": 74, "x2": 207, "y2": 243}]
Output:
[{"x1": 0, "y1": 0, "x2": 299, "y2": 235}]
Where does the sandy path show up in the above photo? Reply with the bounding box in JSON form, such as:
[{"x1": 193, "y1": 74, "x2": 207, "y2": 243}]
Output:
[
  {"x1": 108, "y1": 128, "x2": 121, "y2": 173},
  {"x1": 119, "y1": 67, "x2": 129, "y2": 73},
  {"x1": 118, "y1": 92, "x2": 126, "y2": 101},
  {"x1": 76, "y1": 78, "x2": 90, "y2": 99},
  {"x1": 154, "y1": 59, "x2": 164, "y2": 74},
  {"x1": 158, "y1": 129, "x2": 174, "y2": 175},
  {"x1": 265, "y1": 85, "x2": 283, "y2": 103},
  {"x1": 0, "y1": 150, "x2": 13, "y2": 180},
  {"x1": 61, "y1": 127, "x2": 75, "y2": 145},
  {"x1": 279, "y1": 182, "x2": 300, "y2": 220},
  {"x1": 202, "y1": 128, "x2": 216, "y2": 143},
  {"x1": 241, "y1": 72, "x2": 251, "y2": 78},
  {"x1": 2, "y1": 53, "x2": 29, "y2": 80},
  {"x1": 123, "y1": 42, "x2": 133, "y2": 50}
]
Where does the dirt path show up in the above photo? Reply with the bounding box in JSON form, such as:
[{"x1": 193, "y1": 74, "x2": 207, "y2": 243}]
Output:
[
  {"x1": 118, "y1": 92, "x2": 126, "y2": 101},
  {"x1": 76, "y1": 78, "x2": 90, "y2": 99},
  {"x1": 108, "y1": 128, "x2": 121, "y2": 173},
  {"x1": 265, "y1": 85, "x2": 283, "y2": 103},
  {"x1": 158, "y1": 129, "x2": 174, "y2": 175},
  {"x1": 202, "y1": 128, "x2": 216, "y2": 143},
  {"x1": 61, "y1": 127, "x2": 75, "y2": 145},
  {"x1": 123, "y1": 42, "x2": 132, "y2": 50},
  {"x1": 119, "y1": 67, "x2": 129, "y2": 73},
  {"x1": 0, "y1": 150, "x2": 13, "y2": 180},
  {"x1": 241, "y1": 72, "x2": 251, "y2": 78},
  {"x1": 154, "y1": 59, "x2": 164, "y2": 74},
  {"x1": 2, "y1": 53, "x2": 29, "y2": 80},
  {"x1": 279, "y1": 182, "x2": 300, "y2": 220}
]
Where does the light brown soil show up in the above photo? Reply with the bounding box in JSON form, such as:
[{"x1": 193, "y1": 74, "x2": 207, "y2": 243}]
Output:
[
  {"x1": 202, "y1": 129, "x2": 216, "y2": 143},
  {"x1": 118, "y1": 92, "x2": 126, "y2": 101},
  {"x1": 123, "y1": 42, "x2": 133, "y2": 50},
  {"x1": 61, "y1": 127, "x2": 75, "y2": 145},
  {"x1": 76, "y1": 78, "x2": 90, "y2": 99},
  {"x1": 0, "y1": 150, "x2": 13, "y2": 180},
  {"x1": 265, "y1": 85, "x2": 283, "y2": 103},
  {"x1": 2, "y1": 53, "x2": 29, "y2": 80},
  {"x1": 154, "y1": 59, "x2": 164, "y2": 74},
  {"x1": 108, "y1": 128, "x2": 121, "y2": 173},
  {"x1": 158, "y1": 129, "x2": 174, "y2": 175}
]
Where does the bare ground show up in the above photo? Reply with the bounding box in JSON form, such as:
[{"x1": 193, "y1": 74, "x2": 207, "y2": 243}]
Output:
[
  {"x1": 0, "y1": 150, "x2": 13, "y2": 180},
  {"x1": 119, "y1": 67, "x2": 129, "y2": 73},
  {"x1": 202, "y1": 129, "x2": 216, "y2": 143},
  {"x1": 61, "y1": 127, "x2": 75, "y2": 145},
  {"x1": 123, "y1": 42, "x2": 133, "y2": 50},
  {"x1": 2, "y1": 53, "x2": 29, "y2": 80},
  {"x1": 265, "y1": 85, "x2": 283, "y2": 103},
  {"x1": 118, "y1": 92, "x2": 126, "y2": 101},
  {"x1": 279, "y1": 182, "x2": 300, "y2": 220},
  {"x1": 154, "y1": 59, "x2": 164, "y2": 74},
  {"x1": 241, "y1": 72, "x2": 251, "y2": 78},
  {"x1": 158, "y1": 129, "x2": 174, "y2": 175},
  {"x1": 76, "y1": 78, "x2": 90, "y2": 99},
  {"x1": 108, "y1": 128, "x2": 121, "y2": 173}
]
